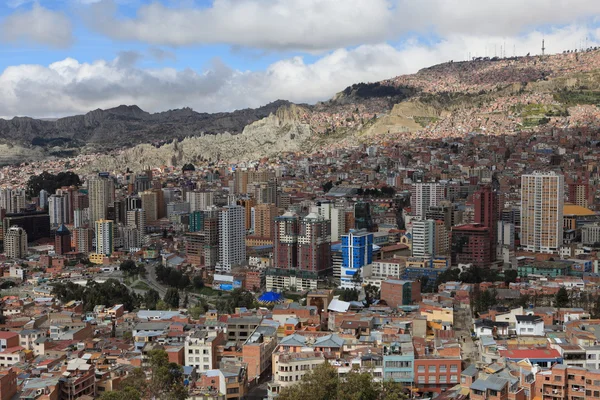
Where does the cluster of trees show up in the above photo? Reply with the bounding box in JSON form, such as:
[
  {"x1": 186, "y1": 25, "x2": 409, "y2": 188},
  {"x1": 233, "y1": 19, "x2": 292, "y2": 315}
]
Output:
[
  {"x1": 99, "y1": 349, "x2": 187, "y2": 400},
  {"x1": 356, "y1": 186, "x2": 396, "y2": 197},
  {"x1": 120, "y1": 260, "x2": 146, "y2": 278},
  {"x1": 278, "y1": 362, "x2": 407, "y2": 400},
  {"x1": 155, "y1": 265, "x2": 191, "y2": 289},
  {"x1": 181, "y1": 163, "x2": 195, "y2": 172},
  {"x1": 51, "y1": 279, "x2": 139, "y2": 312},
  {"x1": 215, "y1": 288, "x2": 255, "y2": 314},
  {"x1": 435, "y1": 266, "x2": 517, "y2": 288},
  {"x1": 26, "y1": 171, "x2": 81, "y2": 199}
]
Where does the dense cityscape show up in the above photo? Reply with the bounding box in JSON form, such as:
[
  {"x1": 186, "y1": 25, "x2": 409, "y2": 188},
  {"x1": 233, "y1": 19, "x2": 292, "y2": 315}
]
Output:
[{"x1": 3, "y1": 1, "x2": 600, "y2": 398}]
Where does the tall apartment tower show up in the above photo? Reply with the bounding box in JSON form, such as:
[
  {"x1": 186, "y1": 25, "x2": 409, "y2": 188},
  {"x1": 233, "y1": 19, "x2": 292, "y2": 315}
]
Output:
[
  {"x1": 88, "y1": 175, "x2": 115, "y2": 227},
  {"x1": 140, "y1": 191, "x2": 158, "y2": 223},
  {"x1": 216, "y1": 205, "x2": 246, "y2": 273},
  {"x1": 298, "y1": 213, "x2": 331, "y2": 272},
  {"x1": 5, "y1": 226, "x2": 27, "y2": 259},
  {"x1": 340, "y1": 229, "x2": 373, "y2": 289},
  {"x1": 474, "y1": 185, "x2": 499, "y2": 258},
  {"x1": 48, "y1": 194, "x2": 67, "y2": 229},
  {"x1": 412, "y1": 219, "x2": 435, "y2": 257},
  {"x1": 273, "y1": 212, "x2": 300, "y2": 270},
  {"x1": 521, "y1": 172, "x2": 565, "y2": 253},
  {"x1": 568, "y1": 181, "x2": 591, "y2": 208},
  {"x1": 253, "y1": 203, "x2": 278, "y2": 239},
  {"x1": 186, "y1": 191, "x2": 215, "y2": 212},
  {"x1": 95, "y1": 219, "x2": 114, "y2": 256},
  {"x1": 411, "y1": 183, "x2": 445, "y2": 219}
]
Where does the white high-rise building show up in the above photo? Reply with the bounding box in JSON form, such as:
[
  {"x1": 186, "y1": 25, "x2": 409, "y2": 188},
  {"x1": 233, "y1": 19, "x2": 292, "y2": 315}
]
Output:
[
  {"x1": 187, "y1": 191, "x2": 215, "y2": 212},
  {"x1": 95, "y1": 219, "x2": 114, "y2": 256},
  {"x1": 520, "y1": 172, "x2": 564, "y2": 253},
  {"x1": 5, "y1": 226, "x2": 27, "y2": 259},
  {"x1": 411, "y1": 219, "x2": 435, "y2": 257},
  {"x1": 88, "y1": 175, "x2": 115, "y2": 227},
  {"x1": 216, "y1": 205, "x2": 246, "y2": 273},
  {"x1": 311, "y1": 201, "x2": 346, "y2": 242},
  {"x1": 0, "y1": 188, "x2": 12, "y2": 212},
  {"x1": 39, "y1": 189, "x2": 49, "y2": 209},
  {"x1": 410, "y1": 183, "x2": 445, "y2": 219},
  {"x1": 48, "y1": 195, "x2": 66, "y2": 228}
]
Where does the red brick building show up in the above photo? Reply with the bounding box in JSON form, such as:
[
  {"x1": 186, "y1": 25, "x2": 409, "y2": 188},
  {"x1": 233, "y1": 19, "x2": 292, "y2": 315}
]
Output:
[
  {"x1": 451, "y1": 224, "x2": 493, "y2": 267},
  {"x1": 381, "y1": 280, "x2": 422, "y2": 308}
]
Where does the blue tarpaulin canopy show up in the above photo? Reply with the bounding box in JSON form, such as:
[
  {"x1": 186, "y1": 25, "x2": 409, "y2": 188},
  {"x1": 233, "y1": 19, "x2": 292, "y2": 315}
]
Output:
[{"x1": 258, "y1": 291, "x2": 283, "y2": 304}]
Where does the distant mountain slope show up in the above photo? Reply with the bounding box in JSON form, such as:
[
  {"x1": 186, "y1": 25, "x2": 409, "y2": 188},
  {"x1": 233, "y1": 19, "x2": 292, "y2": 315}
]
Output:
[{"x1": 0, "y1": 100, "x2": 292, "y2": 150}]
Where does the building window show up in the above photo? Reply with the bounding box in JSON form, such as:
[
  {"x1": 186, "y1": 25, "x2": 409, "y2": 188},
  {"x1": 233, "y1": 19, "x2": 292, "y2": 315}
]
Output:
[
  {"x1": 428, "y1": 366, "x2": 436, "y2": 373},
  {"x1": 450, "y1": 365, "x2": 458, "y2": 373},
  {"x1": 418, "y1": 377, "x2": 425, "y2": 384},
  {"x1": 418, "y1": 366, "x2": 425, "y2": 373}
]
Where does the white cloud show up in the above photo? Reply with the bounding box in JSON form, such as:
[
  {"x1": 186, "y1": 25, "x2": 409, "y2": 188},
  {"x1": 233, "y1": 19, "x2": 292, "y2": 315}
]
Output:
[
  {"x1": 87, "y1": 0, "x2": 398, "y2": 51},
  {"x1": 0, "y1": 4, "x2": 73, "y2": 48},
  {"x1": 84, "y1": 0, "x2": 600, "y2": 52},
  {"x1": 0, "y1": 25, "x2": 597, "y2": 118}
]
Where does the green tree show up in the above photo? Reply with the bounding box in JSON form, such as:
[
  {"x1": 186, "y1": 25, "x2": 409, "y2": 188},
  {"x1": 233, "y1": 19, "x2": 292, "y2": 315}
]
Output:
[
  {"x1": 504, "y1": 269, "x2": 518, "y2": 285},
  {"x1": 192, "y1": 275, "x2": 204, "y2": 289},
  {"x1": 555, "y1": 287, "x2": 570, "y2": 308},
  {"x1": 99, "y1": 387, "x2": 141, "y2": 400},
  {"x1": 364, "y1": 284, "x2": 380, "y2": 305},
  {"x1": 120, "y1": 260, "x2": 137, "y2": 276},
  {"x1": 156, "y1": 300, "x2": 169, "y2": 310},
  {"x1": 164, "y1": 288, "x2": 180, "y2": 309},
  {"x1": 277, "y1": 362, "x2": 407, "y2": 400},
  {"x1": 146, "y1": 350, "x2": 188, "y2": 400},
  {"x1": 189, "y1": 305, "x2": 205, "y2": 320},
  {"x1": 143, "y1": 289, "x2": 160, "y2": 309}
]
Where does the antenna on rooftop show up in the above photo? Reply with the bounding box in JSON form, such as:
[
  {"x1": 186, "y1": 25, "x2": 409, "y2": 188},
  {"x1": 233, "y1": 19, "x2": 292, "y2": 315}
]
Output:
[{"x1": 541, "y1": 38, "x2": 545, "y2": 56}]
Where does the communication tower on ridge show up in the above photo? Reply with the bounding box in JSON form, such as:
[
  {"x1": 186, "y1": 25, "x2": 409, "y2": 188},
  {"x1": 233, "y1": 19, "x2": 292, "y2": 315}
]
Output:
[{"x1": 542, "y1": 39, "x2": 545, "y2": 56}]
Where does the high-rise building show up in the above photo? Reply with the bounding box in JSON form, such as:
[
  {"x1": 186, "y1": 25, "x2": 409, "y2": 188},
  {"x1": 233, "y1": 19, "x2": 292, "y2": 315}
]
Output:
[
  {"x1": 0, "y1": 188, "x2": 11, "y2": 212},
  {"x1": 216, "y1": 205, "x2": 246, "y2": 273},
  {"x1": 54, "y1": 224, "x2": 71, "y2": 255},
  {"x1": 252, "y1": 181, "x2": 277, "y2": 205},
  {"x1": 140, "y1": 191, "x2": 158, "y2": 223},
  {"x1": 411, "y1": 183, "x2": 445, "y2": 219},
  {"x1": 126, "y1": 209, "x2": 146, "y2": 248},
  {"x1": 273, "y1": 212, "x2": 300, "y2": 270},
  {"x1": 412, "y1": 219, "x2": 435, "y2": 258},
  {"x1": 88, "y1": 175, "x2": 115, "y2": 227},
  {"x1": 95, "y1": 220, "x2": 114, "y2": 256},
  {"x1": 186, "y1": 191, "x2": 215, "y2": 212},
  {"x1": 237, "y1": 198, "x2": 256, "y2": 231},
  {"x1": 312, "y1": 201, "x2": 346, "y2": 242},
  {"x1": 568, "y1": 181, "x2": 591, "y2": 208},
  {"x1": 5, "y1": 226, "x2": 27, "y2": 259},
  {"x1": 48, "y1": 194, "x2": 67, "y2": 229},
  {"x1": 354, "y1": 202, "x2": 373, "y2": 231},
  {"x1": 298, "y1": 213, "x2": 331, "y2": 273},
  {"x1": 73, "y1": 227, "x2": 93, "y2": 253},
  {"x1": 252, "y1": 204, "x2": 278, "y2": 239},
  {"x1": 340, "y1": 229, "x2": 373, "y2": 289},
  {"x1": 521, "y1": 172, "x2": 565, "y2": 253},
  {"x1": 451, "y1": 224, "x2": 493, "y2": 268},
  {"x1": 39, "y1": 189, "x2": 49, "y2": 209},
  {"x1": 473, "y1": 185, "x2": 499, "y2": 259}
]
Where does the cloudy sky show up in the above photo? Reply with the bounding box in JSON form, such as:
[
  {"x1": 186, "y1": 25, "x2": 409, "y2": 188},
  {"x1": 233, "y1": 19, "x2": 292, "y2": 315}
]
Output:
[{"x1": 0, "y1": 0, "x2": 599, "y2": 117}]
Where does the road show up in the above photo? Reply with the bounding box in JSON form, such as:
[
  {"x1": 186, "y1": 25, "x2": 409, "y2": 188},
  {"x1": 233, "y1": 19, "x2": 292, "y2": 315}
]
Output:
[{"x1": 454, "y1": 305, "x2": 478, "y2": 365}]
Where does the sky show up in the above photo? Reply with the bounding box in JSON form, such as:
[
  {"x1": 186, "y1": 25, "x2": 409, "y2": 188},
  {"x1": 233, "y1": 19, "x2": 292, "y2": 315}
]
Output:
[{"x1": 0, "y1": 0, "x2": 599, "y2": 117}]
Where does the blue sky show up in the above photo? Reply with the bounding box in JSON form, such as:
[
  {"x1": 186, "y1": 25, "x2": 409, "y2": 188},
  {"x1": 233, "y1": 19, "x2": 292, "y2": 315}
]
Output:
[{"x1": 0, "y1": 0, "x2": 599, "y2": 117}]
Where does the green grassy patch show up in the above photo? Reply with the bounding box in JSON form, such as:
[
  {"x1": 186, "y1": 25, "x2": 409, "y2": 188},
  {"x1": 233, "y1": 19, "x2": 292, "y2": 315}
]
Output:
[
  {"x1": 131, "y1": 281, "x2": 151, "y2": 291},
  {"x1": 413, "y1": 116, "x2": 439, "y2": 127},
  {"x1": 553, "y1": 90, "x2": 600, "y2": 106}
]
